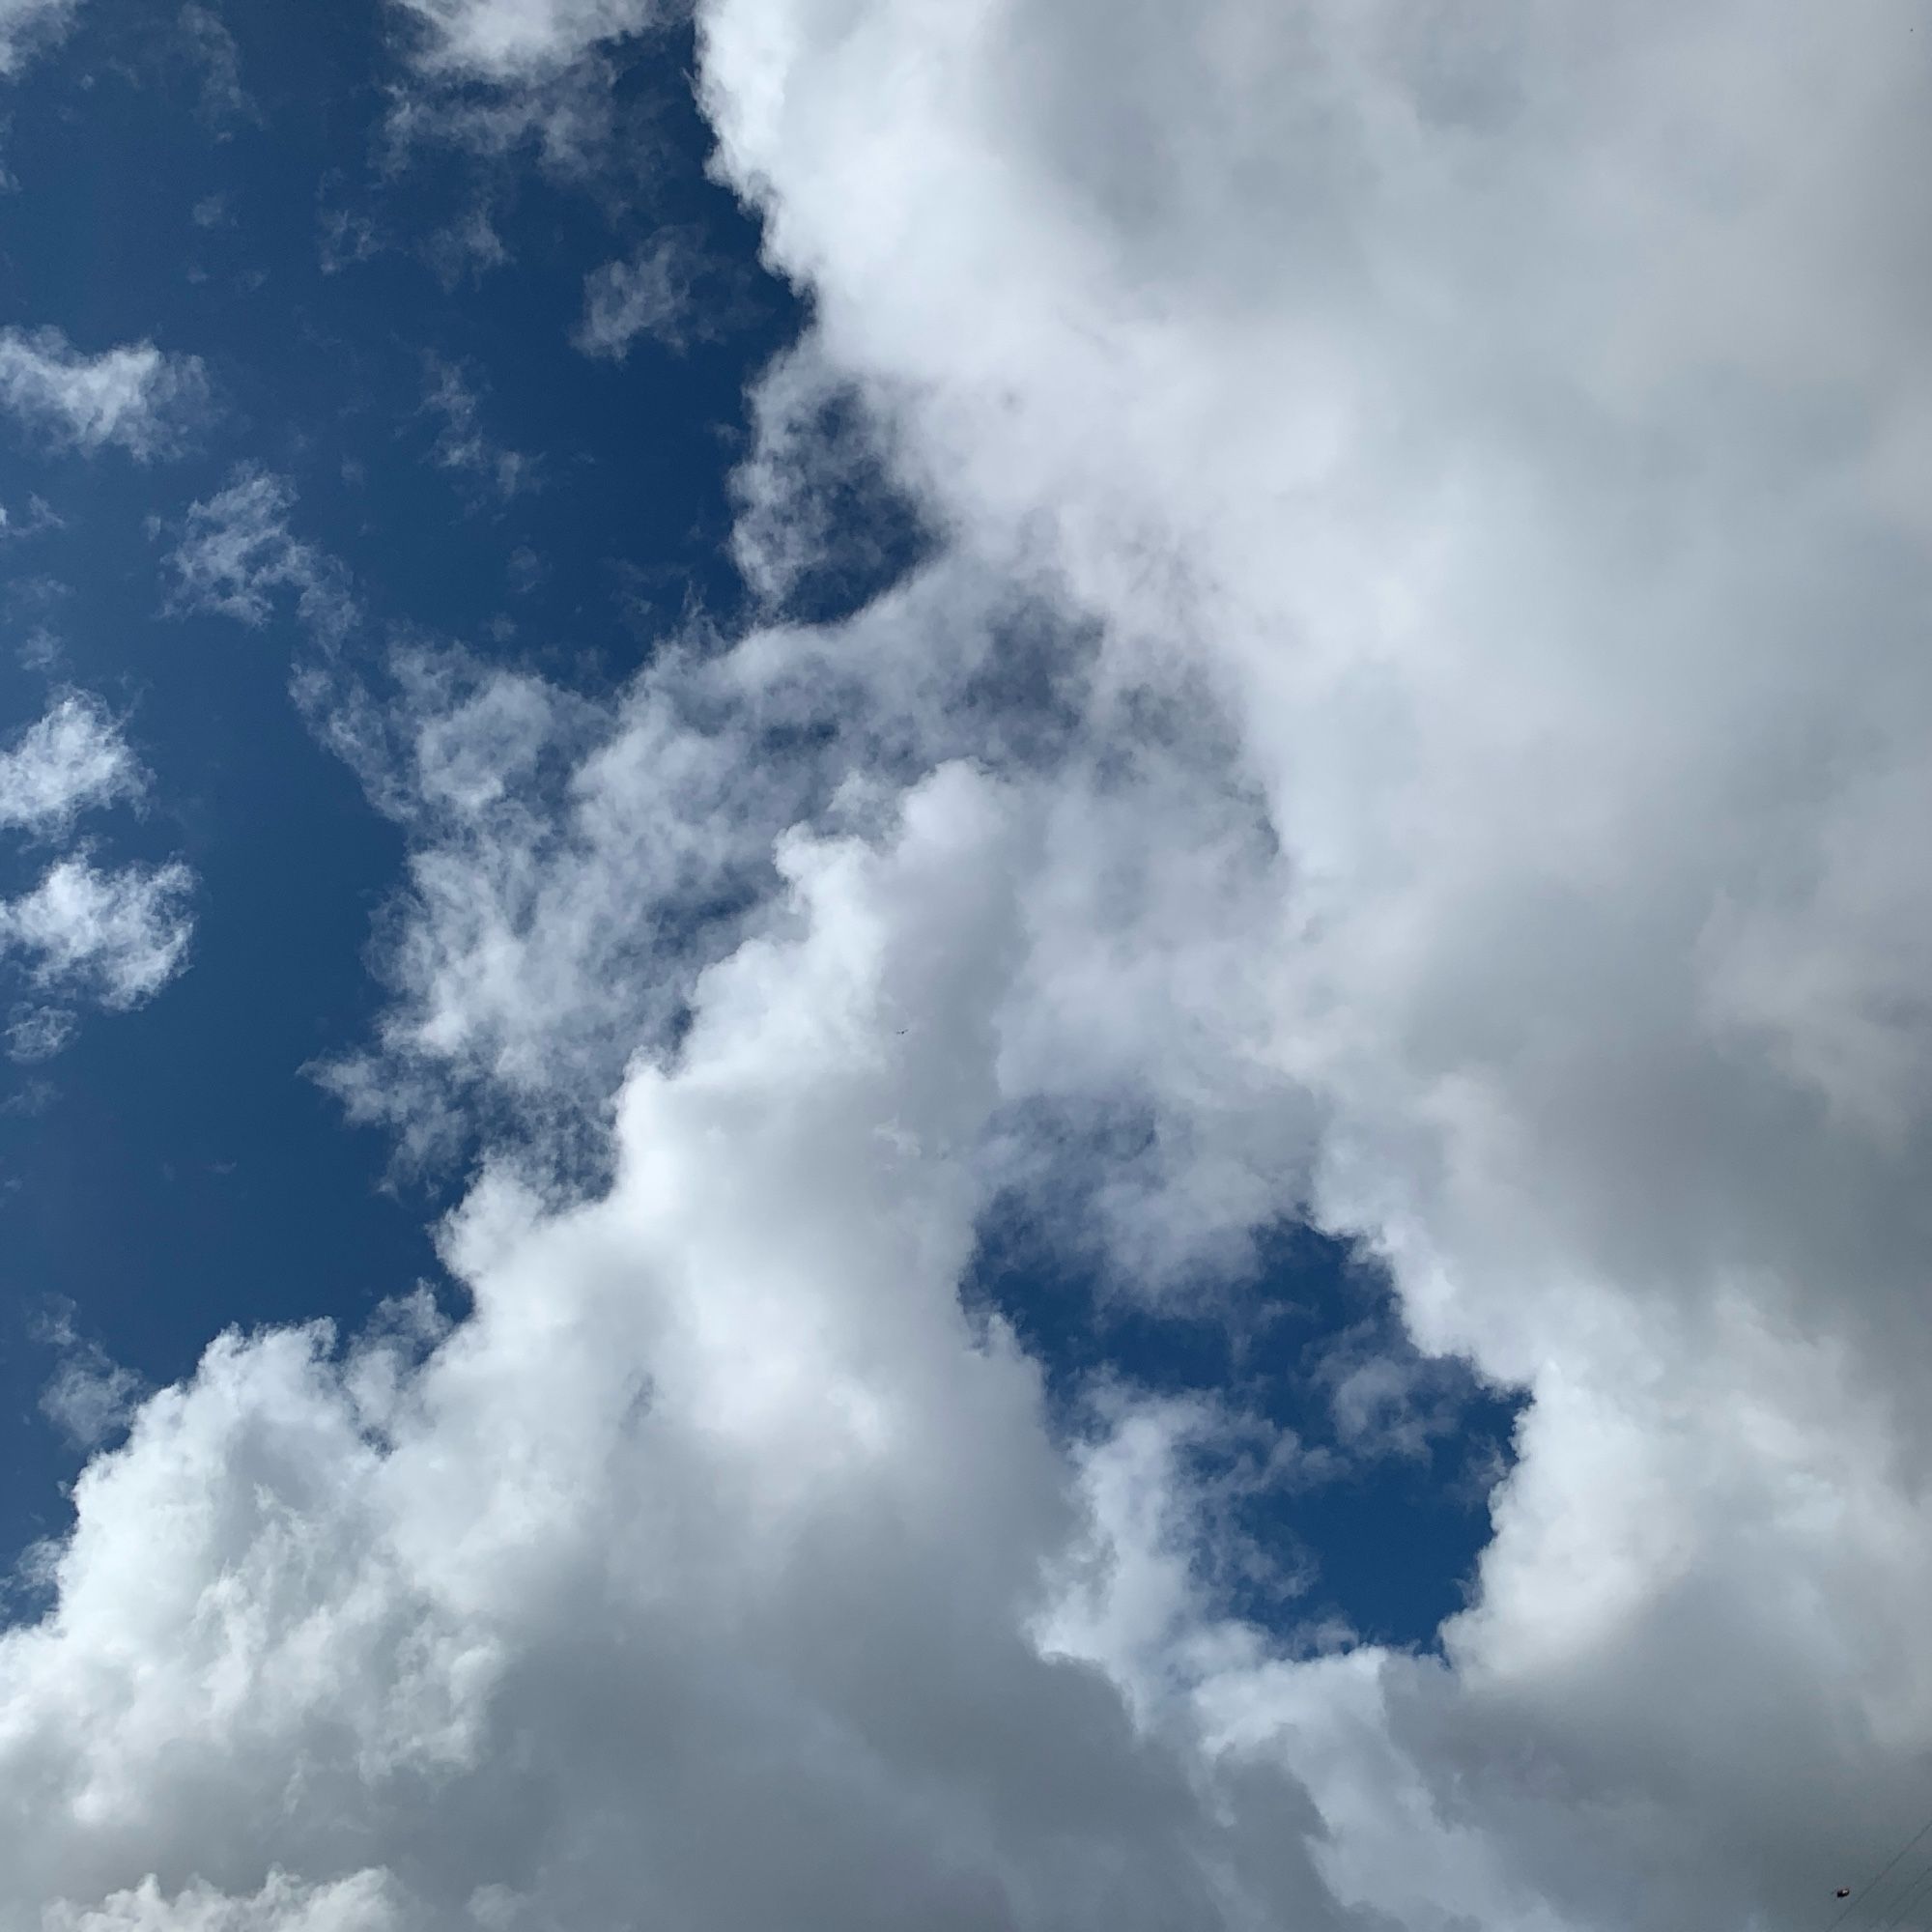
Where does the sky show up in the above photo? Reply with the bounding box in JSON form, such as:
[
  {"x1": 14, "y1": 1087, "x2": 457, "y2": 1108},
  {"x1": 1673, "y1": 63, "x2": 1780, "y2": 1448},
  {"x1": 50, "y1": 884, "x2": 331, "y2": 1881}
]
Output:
[{"x1": 1, "y1": 1, "x2": 1931, "y2": 1928}]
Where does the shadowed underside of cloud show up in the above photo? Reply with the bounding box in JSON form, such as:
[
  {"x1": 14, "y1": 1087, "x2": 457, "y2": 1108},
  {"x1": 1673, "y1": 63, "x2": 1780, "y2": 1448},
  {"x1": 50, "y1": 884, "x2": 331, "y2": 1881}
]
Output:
[{"x1": 10, "y1": 1, "x2": 1932, "y2": 1928}]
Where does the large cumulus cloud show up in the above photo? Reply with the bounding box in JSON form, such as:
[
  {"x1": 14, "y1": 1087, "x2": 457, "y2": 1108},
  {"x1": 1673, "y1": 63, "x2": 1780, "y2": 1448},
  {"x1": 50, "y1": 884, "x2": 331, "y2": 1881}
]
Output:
[
  {"x1": 10, "y1": 1, "x2": 1932, "y2": 1929},
  {"x1": 687, "y1": 0, "x2": 1932, "y2": 1921}
]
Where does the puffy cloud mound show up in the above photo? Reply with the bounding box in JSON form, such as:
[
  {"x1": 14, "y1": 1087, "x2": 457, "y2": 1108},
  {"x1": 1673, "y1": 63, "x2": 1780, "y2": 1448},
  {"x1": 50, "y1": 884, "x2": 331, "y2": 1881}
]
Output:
[
  {"x1": 0, "y1": 328, "x2": 210, "y2": 461},
  {"x1": 167, "y1": 468, "x2": 358, "y2": 644}
]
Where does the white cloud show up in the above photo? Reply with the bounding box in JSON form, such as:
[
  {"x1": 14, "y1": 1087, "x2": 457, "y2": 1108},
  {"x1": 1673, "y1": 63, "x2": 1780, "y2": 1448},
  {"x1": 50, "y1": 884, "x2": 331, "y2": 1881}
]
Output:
[
  {"x1": 0, "y1": 328, "x2": 210, "y2": 461},
  {"x1": 0, "y1": 0, "x2": 75, "y2": 79},
  {"x1": 426, "y1": 201, "x2": 510, "y2": 289},
  {"x1": 391, "y1": 0, "x2": 659, "y2": 80},
  {"x1": 0, "y1": 692, "x2": 145, "y2": 838},
  {"x1": 0, "y1": 855, "x2": 194, "y2": 1009},
  {"x1": 167, "y1": 467, "x2": 358, "y2": 644}
]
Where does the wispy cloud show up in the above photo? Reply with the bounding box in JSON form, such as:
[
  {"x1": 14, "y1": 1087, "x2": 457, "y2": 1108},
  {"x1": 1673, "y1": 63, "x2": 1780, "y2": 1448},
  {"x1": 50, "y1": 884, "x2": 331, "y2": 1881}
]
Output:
[
  {"x1": 316, "y1": 182, "x2": 384, "y2": 275},
  {"x1": 420, "y1": 355, "x2": 536, "y2": 503},
  {"x1": 166, "y1": 465, "x2": 359, "y2": 643},
  {"x1": 0, "y1": 855, "x2": 194, "y2": 1009},
  {"x1": 5, "y1": 1002, "x2": 74, "y2": 1063},
  {"x1": 0, "y1": 496, "x2": 65, "y2": 540},
  {"x1": 573, "y1": 233, "x2": 722, "y2": 359},
  {"x1": 391, "y1": 0, "x2": 660, "y2": 81},
  {"x1": 0, "y1": 692, "x2": 145, "y2": 838},
  {"x1": 33, "y1": 1300, "x2": 148, "y2": 1450},
  {"x1": 0, "y1": 327, "x2": 211, "y2": 461},
  {"x1": 178, "y1": 2, "x2": 259, "y2": 128}
]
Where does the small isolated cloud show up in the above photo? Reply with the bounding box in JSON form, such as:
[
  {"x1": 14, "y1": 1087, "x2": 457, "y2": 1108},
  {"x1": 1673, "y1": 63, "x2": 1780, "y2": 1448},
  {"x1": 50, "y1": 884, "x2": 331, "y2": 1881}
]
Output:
[
  {"x1": 420, "y1": 355, "x2": 536, "y2": 503},
  {"x1": 575, "y1": 238, "x2": 691, "y2": 358},
  {"x1": 6, "y1": 1003, "x2": 74, "y2": 1063},
  {"x1": 190, "y1": 191, "x2": 233, "y2": 229},
  {"x1": 0, "y1": 0, "x2": 75, "y2": 79},
  {"x1": 0, "y1": 855, "x2": 195, "y2": 1009},
  {"x1": 167, "y1": 465, "x2": 358, "y2": 644},
  {"x1": 33, "y1": 1302, "x2": 149, "y2": 1451},
  {"x1": 0, "y1": 327, "x2": 211, "y2": 461},
  {"x1": 0, "y1": 692, "x2": 146, "y2": 838}
]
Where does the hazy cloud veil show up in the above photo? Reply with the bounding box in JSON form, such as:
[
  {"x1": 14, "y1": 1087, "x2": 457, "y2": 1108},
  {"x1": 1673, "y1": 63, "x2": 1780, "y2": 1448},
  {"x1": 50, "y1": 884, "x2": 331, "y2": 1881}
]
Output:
[{"x1": 7, "y1": 2, "x2": 1932, "y2": 1930}]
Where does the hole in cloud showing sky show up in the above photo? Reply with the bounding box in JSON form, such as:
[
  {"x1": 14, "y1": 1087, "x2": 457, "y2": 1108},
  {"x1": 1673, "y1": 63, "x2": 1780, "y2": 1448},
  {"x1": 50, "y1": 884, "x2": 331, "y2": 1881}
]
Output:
[{"x1": 1, "y1": 0, "x2": 1930, "y2": 1928}]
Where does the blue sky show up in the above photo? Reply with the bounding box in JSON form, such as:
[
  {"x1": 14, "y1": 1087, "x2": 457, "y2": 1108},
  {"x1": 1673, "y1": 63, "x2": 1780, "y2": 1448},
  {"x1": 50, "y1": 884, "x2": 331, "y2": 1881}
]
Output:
[{"x1": 3, "y1": 4, "x2": 1931, "y2": 1929}]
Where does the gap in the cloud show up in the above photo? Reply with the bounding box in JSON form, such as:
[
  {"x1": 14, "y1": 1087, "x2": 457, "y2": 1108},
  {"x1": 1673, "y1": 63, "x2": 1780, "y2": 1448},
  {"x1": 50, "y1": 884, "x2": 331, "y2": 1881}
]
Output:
[{"x1": 963, "y1": 1176, "x2": 1523, "y2": 1653}]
